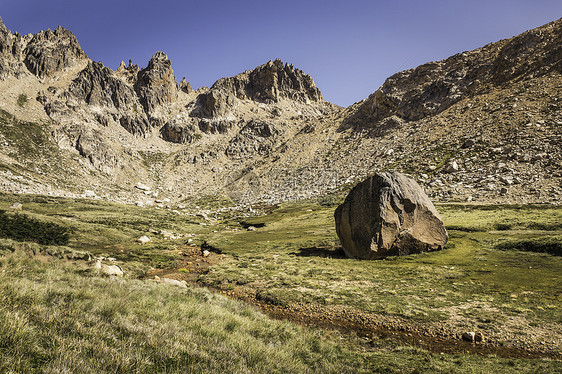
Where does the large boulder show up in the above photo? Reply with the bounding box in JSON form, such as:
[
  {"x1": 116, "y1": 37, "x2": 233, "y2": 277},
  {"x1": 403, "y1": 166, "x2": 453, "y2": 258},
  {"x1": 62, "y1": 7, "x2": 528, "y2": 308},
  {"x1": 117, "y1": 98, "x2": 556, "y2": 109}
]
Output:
[{"x1": 334, "y1": 171, "x2": 448, "y2": 259}]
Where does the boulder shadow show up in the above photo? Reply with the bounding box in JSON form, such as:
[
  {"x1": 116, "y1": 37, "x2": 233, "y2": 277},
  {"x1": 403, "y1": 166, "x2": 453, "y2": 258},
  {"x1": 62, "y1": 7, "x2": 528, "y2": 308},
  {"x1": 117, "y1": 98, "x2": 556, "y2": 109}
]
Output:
[{"x1": 291, "y1": 246, "x2": 347, "y2": 259}]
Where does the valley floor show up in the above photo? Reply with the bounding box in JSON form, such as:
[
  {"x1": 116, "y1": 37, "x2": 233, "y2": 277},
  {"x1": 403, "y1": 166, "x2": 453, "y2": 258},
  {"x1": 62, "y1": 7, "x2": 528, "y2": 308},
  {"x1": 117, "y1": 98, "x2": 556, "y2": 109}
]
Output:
[{"x1": 0, "y1": 193, "x2": 560, "y2": 372}]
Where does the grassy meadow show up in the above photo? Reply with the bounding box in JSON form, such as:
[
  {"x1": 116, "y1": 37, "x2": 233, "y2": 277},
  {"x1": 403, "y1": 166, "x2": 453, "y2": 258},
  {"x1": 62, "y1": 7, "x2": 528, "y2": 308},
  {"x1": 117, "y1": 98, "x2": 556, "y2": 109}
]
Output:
[{"x1": 0, "y1": 193, "x2": 560, "y2": 372}]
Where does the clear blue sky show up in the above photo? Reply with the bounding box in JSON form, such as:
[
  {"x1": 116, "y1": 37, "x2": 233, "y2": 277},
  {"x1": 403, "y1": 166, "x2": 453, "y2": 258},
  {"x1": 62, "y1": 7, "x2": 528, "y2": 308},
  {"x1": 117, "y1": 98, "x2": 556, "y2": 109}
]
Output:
[{"x1": 2, "y1": 1, "x2": 561, "y2": 106}]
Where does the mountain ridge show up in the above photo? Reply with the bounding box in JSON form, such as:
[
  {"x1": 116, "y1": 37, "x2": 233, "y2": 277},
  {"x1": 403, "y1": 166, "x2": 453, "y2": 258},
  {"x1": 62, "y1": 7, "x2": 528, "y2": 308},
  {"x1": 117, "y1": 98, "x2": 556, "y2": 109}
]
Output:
[{"x1": 0, "y1": 16, "x2": 560, "y2": 208}]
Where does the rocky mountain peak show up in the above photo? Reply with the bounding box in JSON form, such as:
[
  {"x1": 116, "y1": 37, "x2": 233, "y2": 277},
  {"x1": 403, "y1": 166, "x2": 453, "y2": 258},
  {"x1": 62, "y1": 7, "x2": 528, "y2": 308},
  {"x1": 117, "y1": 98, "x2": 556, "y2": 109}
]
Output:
[
  {"x1": 179, "y1": 77, "x2": 193, "y2": 93},
  {"x1": 0, "y1": 17, "x2": 11, "y2": 55},
  {"x1": 134, "y1": 51, "x2": 177, "y2": 117},
  {"x1": 345, "y1": 18, "x2": 562, "y2": 129},
  {"x1": 23, "y1": 25, "x2": 87, "y2": 78},
  {"x1": 211, "y1": 58, "x2": 323, "y2": 104}
]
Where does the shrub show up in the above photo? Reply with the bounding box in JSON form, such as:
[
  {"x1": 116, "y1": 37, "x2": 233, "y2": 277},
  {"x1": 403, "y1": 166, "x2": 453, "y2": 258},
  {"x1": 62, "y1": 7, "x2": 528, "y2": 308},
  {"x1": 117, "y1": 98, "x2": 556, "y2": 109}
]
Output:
[
  {"x1": 0, "y1": 210, "x2": 70, "y2": 245},
  {"x1": 17, "y1": 94, "x2": 27, "y2": 108},
  {"x1": 495, "y1": 236, "x2": 562, "y2": 256}
]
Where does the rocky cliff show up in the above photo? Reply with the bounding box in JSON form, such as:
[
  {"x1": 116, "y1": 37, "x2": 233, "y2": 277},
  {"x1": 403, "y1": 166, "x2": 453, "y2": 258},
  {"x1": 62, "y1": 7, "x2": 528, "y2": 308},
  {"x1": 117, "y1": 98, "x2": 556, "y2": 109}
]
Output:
[
  {"x1": 211, "y1": 59, "x2": 323, "y2": 104},
  {"x1": 0, "y1": 16, "x2": 560, "y2": 208},
  {"x1": 345, "y1": 19, "x2": 562, "y2": 129}
]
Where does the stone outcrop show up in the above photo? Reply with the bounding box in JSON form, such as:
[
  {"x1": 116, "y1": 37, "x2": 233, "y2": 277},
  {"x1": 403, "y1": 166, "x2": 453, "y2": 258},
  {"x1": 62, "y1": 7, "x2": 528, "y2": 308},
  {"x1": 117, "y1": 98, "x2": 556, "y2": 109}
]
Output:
[
  {"x1": 334, "y1": 171, "x2": 448, "y2": 259},
  {"x1": 226, "y1": 121, "x2": 280, "y2": 158},
  {"x1": 0, "y1": 17, "x2": 28, "y2": 78},
  {"x1": 134, "y1": 52, "x2": 177, "y2": 116},
  {"x1": 346, "y1": 18, "x2": 562, "y2": 128},
  {"x1": 191, "y1": 90, "x2": 235, "y2": 119},
  {"x1": 23, "y1": 26, "x2": 87, "y2": 77},
  {"x1": 64, "y1": 61, "x2": 151, "y2": 136},
  {"x1": 160, "y1": 119, "x2": 198, "y2": 144},
  {"x1": 211, "y1": 59, "x2": 322, "y2": 104},
  {"x1": 179, "y1": 77, "x2": 193, "y2": 93},
  {"x1": 0, "y1": 17, "x2": 11, "y2": 55},
  {"x1": 68, "y1": 61, "x2": 138, "y2": 109}
]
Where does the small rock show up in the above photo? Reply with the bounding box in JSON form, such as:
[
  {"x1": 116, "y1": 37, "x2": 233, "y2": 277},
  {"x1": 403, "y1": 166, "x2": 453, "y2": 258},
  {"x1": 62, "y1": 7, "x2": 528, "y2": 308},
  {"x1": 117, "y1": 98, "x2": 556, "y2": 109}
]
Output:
[
  {"x1": 83, "y1": 190, "x2": 96, "y2": 198},
  {"x1": 10, "y1": 203, "x2": 23, "y2": 210},
  {"x1": 102, "y1": 264, "x2": 124, "y2": 276},
  {"x1": 499, "y1": 176, "x2": 513, "y2": 185},
  {"x1": 474, "y1": 332, "x2": 485, "y2": 342},
  {"x1": 462, "y1": 332, "x2": 475, "y2": 342},
  {"x1": 137, "y1": 236, "x2": 151, "y2": 244},
  {"x1": 202, "y1": 250, "x2": 210, "y2": 257},
  {"x1": 94, "y1": 259, "x2": 123, "y2": 276},
  {"x1": 160, "y1": 277, "x2": 187, "y2": 288},
  {"x1": 136, "y1": 182, "x2": 151, "y2": 191},
  {"x1": 462, "y1": 139, "x2": 476, "y2": 148},
  {"x1": 247, "y1": 226, "x2": 257, "y2": 231},
  {"x1": 445, "y1": 161, "x2": 459, "y2": 173}
]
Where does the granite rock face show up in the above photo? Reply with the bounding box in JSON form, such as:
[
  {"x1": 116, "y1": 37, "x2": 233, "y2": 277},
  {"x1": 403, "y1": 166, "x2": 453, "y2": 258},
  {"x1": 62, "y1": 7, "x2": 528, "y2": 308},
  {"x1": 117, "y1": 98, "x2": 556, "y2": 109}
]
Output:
[
  {"x1": 0, "y1": 17, "x2": 28, "y2": 78},
  {"x1": 211, "y1": 59, "x2": 323, "y2": 104},
  {"x1": 23, "y1": 26, "x2": 87, "y2": 78},
  {"x1": 226, "y1": 121, "x2": 281, "y2": 158},
  {"x1": 134, "y1": 51, "x2": 177, "y2": 116},
  {"x1": 63, "y1": 61, "x2": 151, "y2": 136},
  {"x1": 68, "y1": 61, "x2": 138, "y2": 109},
  {"x1": 334, "y1": 171, "x2": 448, "y2": 259},
  {"x1": 0, "y1": 17, "x2": 11, "y2": 55},
  {"x1": 179, "y1": 77, "x2": 193, "y2": 94},
  {"x1": 347, "y1": 18, "x2": 562, "y2": 127}
]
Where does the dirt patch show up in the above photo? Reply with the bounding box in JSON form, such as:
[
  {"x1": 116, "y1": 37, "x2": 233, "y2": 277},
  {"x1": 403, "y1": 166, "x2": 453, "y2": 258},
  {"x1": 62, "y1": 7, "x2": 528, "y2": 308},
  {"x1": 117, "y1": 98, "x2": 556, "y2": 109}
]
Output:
[{"x1": 144, "y1": 245, "x2": 228, "y2": 282}]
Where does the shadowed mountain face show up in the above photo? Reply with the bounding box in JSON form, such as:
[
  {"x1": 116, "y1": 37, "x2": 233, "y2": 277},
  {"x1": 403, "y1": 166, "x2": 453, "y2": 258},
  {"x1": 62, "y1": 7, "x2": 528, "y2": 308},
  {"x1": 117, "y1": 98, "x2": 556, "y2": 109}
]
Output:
[{"x1": 0, "y1": 16, "x2": 560, "y2": 206}]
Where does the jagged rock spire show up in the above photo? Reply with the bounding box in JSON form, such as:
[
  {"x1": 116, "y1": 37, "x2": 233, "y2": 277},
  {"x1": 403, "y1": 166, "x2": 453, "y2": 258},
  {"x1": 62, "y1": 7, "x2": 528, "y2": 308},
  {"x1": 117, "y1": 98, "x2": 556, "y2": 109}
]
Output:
[
  {"x1": 134, "y1": 51, "x2": 178, "y2": 115},
  {"x1": 23, "y1": 25, "x2": 87, "y2": 77},
  {"x1": 211, "y1": 58, "x2": 323, "y2": 104}
]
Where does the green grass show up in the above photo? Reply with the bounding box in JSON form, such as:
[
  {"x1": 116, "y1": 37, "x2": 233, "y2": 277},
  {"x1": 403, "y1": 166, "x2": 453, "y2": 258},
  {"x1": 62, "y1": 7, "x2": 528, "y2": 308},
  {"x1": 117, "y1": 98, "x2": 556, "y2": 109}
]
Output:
[
  {"x1": 0, "y1": 194, "x2": 560, "y2": 371},
  {"x1": 199, "y1": 202, "x2": 562, "y2": 334},
  {"x1": 1, "y1": 252, "x2": 559, "y2": 373}
]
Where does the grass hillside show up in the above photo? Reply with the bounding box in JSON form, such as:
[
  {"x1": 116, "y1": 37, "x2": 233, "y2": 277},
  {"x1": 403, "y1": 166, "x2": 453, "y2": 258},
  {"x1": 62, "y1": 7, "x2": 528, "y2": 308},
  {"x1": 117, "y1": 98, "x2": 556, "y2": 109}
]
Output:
[{"x1": 0, "y1": 193, "x2": 560, "y2": 372}]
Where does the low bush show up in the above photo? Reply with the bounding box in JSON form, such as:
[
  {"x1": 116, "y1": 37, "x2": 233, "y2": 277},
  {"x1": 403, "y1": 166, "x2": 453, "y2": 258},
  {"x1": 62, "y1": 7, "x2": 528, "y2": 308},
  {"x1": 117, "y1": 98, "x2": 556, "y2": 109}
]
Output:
[
  {"x1": 0, "y1": 210, "x2": 70, "y2": 245},
  {"x1": 495, "y1": 236, "x2": 562, "y2": 256}
]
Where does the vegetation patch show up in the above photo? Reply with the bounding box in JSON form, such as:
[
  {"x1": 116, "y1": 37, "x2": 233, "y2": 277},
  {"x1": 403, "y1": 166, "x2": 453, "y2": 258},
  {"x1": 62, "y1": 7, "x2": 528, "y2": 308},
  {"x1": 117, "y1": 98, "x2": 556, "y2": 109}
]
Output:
[
  {"x1": 0, "y1": 210, "x2": 70, "y2": 245},
  {"x1": 16, "y1": 94, "x2": 27, "y2": 107},
  {"x1": 495, "y1": 236, "x2": 562, "y2": 256}
]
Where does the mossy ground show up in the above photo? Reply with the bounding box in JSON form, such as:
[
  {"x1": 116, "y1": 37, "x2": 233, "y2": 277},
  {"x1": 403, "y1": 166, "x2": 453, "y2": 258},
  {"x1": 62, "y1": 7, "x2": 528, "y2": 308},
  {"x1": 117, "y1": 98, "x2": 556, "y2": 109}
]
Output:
[{"x1": 0, "y1": 193, "x2": 560, "y2": 372}]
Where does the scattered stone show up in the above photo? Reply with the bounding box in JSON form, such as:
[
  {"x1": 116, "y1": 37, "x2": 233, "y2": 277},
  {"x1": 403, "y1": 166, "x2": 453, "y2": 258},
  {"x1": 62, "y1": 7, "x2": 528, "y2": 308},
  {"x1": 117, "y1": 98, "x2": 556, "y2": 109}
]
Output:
[
  {"x1": 9, "y1": 203, "x2": 22, "y2": 210},
  {"x1": 136, "y1": 182, "x2": 151, "y2": 191},
  {"x1": 474, "y1": 332, "x2": 485, "y2": 342},
  {"x1": 83, "y1": 190, "x2": 96, "y2": 198},
  {"x1": 94, "y1": 259, "x2": 123, "y2": 276},
  {"x1": 247, "y1": 226, "x2": 257, "y2": 231},
  {"x1": 334, "y1": 170, "x2": 448, "y2": 259},
  {"x1": 462, "y1": 138, "x2": 476, "y2": 148},
  {"x1": 462, "y1": 332, "x2": 476, "y2": 342},
  {"x1": 159, "y1": 277, "x2": 187, "y2": 288},
  {"x1": 445, "y1": 161, "x2": 459, "y2": 173},
  {"x1": 202, "y1": 250, "x2": 211, "y2": 257},
  {"x1": 137, "y1": 236, "x2": 151, "y2": 244}
]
